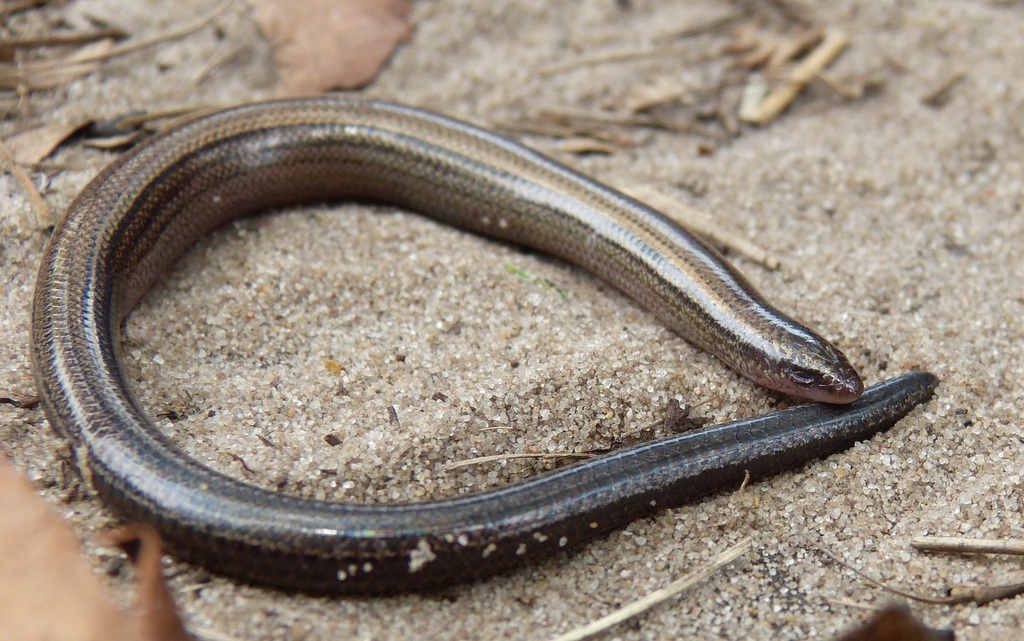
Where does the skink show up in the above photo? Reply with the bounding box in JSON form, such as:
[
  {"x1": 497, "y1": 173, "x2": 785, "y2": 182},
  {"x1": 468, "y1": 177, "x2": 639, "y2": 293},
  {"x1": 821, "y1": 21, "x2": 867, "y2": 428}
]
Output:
[{"x1": 31, "y1": 98, "x2": 931, "y2": 593}]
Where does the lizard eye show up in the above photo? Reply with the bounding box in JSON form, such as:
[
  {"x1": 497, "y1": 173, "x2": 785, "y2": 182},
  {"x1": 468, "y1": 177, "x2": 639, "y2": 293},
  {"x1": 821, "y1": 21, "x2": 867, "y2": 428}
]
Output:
[{"x1": 789, "y1": 368, "x2": 817, "y2": 387}]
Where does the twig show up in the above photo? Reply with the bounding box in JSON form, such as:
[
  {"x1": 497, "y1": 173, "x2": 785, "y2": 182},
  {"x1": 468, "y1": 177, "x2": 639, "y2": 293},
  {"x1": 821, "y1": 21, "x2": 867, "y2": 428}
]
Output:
[
  {"x1": 190, "y1": 41, "x2": 247, "y2": 87},
  {"x1": 739, "y1": 30, "x2": 850, "y2": 125},
  {"x1": 0, "y1": 27, "x2": 127, "y2": 52},
  {"x1": 620, "y1": 184, "x2": 781, "y2": 270},
  {"x1": 0, "y1": 38, "x2": 113, "y2": 91},
  {"x1": 0, "y1": 138, "x2": 52, "y2": 228},
  {"x1": 501, "y1": 109, "x2": 722, "y2": 143},
  {"x1": 443, "y1": 451, "x2": 593, "y2": 471},
  {"x1": 34, "y1": 158, "x2": 105, "y2": 171},
  {"x1": 538, "y1": 13, "x2": 737, "y2": 82},
  {"x1": 2, "y1": 0, "x2": 233, "y2": 91},
  {"x1": 920, "y1": 69, "x2": 966, "y2": 107},
  {"x1": 819, "y1": 545, "x2": 1024, "y2": 606},
  {"x1": 949, "y1": 578, "x2": 1024, "y2": 606},
  {"x1": 557, "y1": 136, "x2": 621, "y2": 156},
  {"x1": 113, "y1": 104, "x2": 224, "y2": 130},
  {"x1": 0, "y1": 0, "x2": 48, "y2": 18},
  {"x1": 824, "y1": 597, "x2": 882, "y2": 612},
  {"x1": 539, "y1": 42, "x2": 695, "y2": 78},
  {"x1": 911, "y1": 536, "x2": 1024, "y2": 556},
  {"x1": 0, "y1": 394, "x2": 40, "y2": 409},
  {"x1": 652, "y1": 10, "x2": 743, "y2": 44},
  {"x1": 548, "y1": 107, "x2": 726, "y2": 140},
  {"x1": 815, "y1": 70, "x2": 873, "y2": 100},
  {"x1": 0, "y1": 93, "x2": 20, "y2": 114},
  {"x1": 764, "y1": 0, "x2": 817, "y2": 27},
  {"x1": 496, "y1": 115, "x2": 637, "y2": 145},
  {"x1": 818, "y1": 546, "x2": 953, "y2": 605},
  {"x1": 547, "y1": 537, "x2": 753, "y2": 641},
  {"x1": 41, "y1": 0, "x2": 233, "y2": 67}
]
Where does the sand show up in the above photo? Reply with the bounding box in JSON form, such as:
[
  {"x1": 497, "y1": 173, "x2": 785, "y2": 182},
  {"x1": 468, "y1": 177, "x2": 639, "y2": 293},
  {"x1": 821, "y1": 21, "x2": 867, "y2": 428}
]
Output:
[{"x1": 1, "y1": 1, "x2": 1022, "y2": 639}]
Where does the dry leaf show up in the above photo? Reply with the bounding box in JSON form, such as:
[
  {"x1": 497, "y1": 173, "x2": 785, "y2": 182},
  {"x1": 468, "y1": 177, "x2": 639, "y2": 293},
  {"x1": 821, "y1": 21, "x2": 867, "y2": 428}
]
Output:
[
  {"x1": 248, "y1": 0, "x2": 412, "y2": 97},
  {"x1": 101, "y1": 526, "x2": 192, "y2": 641},
  {"x1": 833, "y1": 604, "x2": 953, "y2": 641},
  {"x1": 4, "y1": 118, "x2": 93, "y2": 164},
  {"x1": 0, "y1": 455, "x2": 190, "y2": 641},
  {"x1": 0, "y1": 454, "x2": 138, "y2": 641}
]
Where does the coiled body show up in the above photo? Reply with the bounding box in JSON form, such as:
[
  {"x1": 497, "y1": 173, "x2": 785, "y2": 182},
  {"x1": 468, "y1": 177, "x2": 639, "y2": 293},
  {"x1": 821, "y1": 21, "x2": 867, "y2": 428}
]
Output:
[{"x1": 29, "y1": 99, "x2": 924, "y2": 593}]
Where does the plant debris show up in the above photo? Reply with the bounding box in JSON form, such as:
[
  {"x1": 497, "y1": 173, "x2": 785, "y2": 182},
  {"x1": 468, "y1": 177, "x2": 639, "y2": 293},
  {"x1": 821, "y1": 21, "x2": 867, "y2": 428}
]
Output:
[
  {"x1": 920, "y1": 69, "x2": 966, "y2": 108},
  {"x1": 911, "y1": 535, "x2": 1024, "y2": 556},
  {"x1": 0, "y1": 455, "x2": 190, "y2": 641},
  {"x1": 735, "y1": 29, "x2": 850, "y2": 125},
  {"x1": 546, "y1": 538, "x2": 753, "y2": 641},
  {"x1": 247, "y1": 0, "x2": 412, "y2": 96},
  {"x1": 832, "y1": 605, "x2": 952, "y2": 641},
  {"x1": 0, "y1": 1, "x2": 229, "y2": 93},
  {"x1": 3, "y1": 117, "x2": 93, "y2": 164},
  {"x1": 821, "y1": 544, "x2": 1024, "y2": 607},
  {"x1": 620, "y1": 184, "x2": 781, "y2": 270}
]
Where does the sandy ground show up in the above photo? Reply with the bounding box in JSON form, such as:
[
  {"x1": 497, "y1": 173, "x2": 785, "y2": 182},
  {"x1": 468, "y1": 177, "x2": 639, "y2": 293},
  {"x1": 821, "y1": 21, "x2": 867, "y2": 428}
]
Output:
[{"x1": 2, "y1": 0, "x2": 1023, "y2": 639}]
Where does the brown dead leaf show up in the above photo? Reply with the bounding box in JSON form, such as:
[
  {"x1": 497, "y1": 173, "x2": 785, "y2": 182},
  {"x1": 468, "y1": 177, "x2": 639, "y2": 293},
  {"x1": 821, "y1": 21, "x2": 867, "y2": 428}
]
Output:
[
  {"x1": 0, "y1": 455, "x2": 190, "y2": 641},
  {"x1": 248, "y1": 0, "x2": 412, "y2": 97},
  {"x1": 101, "y1": 526, "x2": 192, "y2": 641},
  {"x1": 833, "y1": 604, "x2": 953, "y2": 641},
  {"x1": 0, "y1": 454, "x2": 138, "y2": 641},
  {"x1": 4, "y1": 118, "x2": 93, "y2": 164}
]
